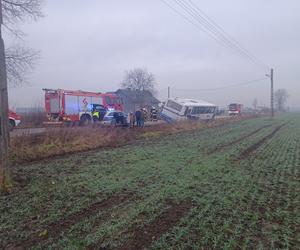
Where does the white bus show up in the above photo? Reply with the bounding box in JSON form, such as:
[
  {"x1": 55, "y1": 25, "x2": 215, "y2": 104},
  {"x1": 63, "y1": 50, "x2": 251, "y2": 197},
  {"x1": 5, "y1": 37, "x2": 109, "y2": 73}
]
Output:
[{"x1": 161, "y1": 98, "x2": 217, "y2": 122}]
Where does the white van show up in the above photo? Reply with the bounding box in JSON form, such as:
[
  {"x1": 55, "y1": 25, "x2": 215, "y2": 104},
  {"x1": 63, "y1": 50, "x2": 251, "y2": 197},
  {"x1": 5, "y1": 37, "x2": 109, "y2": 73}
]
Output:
[{"x1": 161, "y1": 98, "x2": 216, "y2": 122}]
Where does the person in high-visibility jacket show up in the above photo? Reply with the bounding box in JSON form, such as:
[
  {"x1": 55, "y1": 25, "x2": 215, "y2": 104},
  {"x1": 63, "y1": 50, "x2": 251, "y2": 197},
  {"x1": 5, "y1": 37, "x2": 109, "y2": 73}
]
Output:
[{"x1": 92, "y1": 110, "x2": 100, "y2": 122}]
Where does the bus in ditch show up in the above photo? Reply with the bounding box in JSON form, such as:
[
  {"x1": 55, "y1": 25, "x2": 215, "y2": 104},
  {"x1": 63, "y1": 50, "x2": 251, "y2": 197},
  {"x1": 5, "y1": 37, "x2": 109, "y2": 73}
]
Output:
[{"x1": 161, "y1": 98, "x2": 217, "y2": 122}]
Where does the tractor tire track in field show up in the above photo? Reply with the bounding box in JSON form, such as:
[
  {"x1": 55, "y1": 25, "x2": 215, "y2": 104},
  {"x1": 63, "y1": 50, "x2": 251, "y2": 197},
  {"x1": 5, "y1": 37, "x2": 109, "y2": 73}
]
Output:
[
  {"x1": 208, "y1": 124, "x2": 271, "y2": 154},
  {"x1": 5, "y1": 191, "x2": 135, "y2": 250},
  {"x1": 238, "y1": 123, "x2": 288, "y2": 159},
  {"x1": 113, "y1": 199, "x2": 193, "y2": 250}
]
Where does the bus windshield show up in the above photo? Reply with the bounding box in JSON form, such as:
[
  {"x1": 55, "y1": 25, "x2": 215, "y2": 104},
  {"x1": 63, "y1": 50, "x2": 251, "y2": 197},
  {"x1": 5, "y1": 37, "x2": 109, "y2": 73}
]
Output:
[{"x1": 166, "y1": 100, "x2": 183, "y2": 112}]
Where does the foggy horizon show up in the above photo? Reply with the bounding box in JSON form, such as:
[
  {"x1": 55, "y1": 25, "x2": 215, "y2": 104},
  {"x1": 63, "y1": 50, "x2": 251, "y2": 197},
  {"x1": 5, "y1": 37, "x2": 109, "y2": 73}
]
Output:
[{"x1": 6, "y1": 0, "x2": 300, "y2": 110}]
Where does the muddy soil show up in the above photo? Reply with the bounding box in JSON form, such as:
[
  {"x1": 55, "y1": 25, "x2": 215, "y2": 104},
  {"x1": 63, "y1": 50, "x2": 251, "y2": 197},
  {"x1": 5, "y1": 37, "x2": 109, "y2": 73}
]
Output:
[
  {"x1": 5, "y1": 191, "x2": 134, "y2": 250},
  {"x1": 115, "y1": 199, "x2": 193, "y2": 250}
]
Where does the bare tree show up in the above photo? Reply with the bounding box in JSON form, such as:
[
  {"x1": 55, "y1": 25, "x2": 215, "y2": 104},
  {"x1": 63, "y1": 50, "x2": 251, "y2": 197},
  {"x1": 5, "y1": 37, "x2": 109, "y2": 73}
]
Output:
[
  {"x1": 122, "y1": 68, "x2": 156, "y2": 93},
  {"x1": 274, "y1": 89, "x2": 289, "y2": 112},
  {"x1": 0, "y1": 0, "x2": 43, "y2": 194},
  {"x1": 2, "y1": 0, "x2": 43, "y2": 86}
]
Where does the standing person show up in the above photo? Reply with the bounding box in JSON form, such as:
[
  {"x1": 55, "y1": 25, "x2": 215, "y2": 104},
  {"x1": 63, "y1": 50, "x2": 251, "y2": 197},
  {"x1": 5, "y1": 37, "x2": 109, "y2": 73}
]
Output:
[
  {"x1": 135, "y1": 109, "x2": 141, "y2": 127},
  {"x1": 129, "y1": 112, "x2": 135, "y2": 128},
  {"x1": 151, "y1": 107, "x2": 158, "y2": 121},
  {"x1": 92, "y1": 109, "x2": 100, "y2": 123}
]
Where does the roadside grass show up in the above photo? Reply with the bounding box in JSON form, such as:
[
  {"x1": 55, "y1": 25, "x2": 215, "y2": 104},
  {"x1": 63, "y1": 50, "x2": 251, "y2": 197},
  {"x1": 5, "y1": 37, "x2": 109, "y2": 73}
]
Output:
[
  {"x1": 1, "y1": 114, "x2": 299, "y2": 249},
  {"x1": 9, "y1": 116, "x2": 256, "y2": 165}
]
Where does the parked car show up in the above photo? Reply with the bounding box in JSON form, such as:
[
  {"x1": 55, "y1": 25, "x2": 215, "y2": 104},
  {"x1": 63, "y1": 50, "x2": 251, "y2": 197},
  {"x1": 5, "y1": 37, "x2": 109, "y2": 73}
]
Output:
[
  {"x1": 102, "y1": 111, "x2": 128, "y2": 127},
  {"x1": 1, "y1": 110, "x2": 22, "y2": 131}
]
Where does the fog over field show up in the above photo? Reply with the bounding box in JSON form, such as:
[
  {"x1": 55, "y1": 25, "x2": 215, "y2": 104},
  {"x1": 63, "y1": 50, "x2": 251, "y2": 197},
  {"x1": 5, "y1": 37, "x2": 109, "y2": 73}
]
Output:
[{"x1": 6, "y1": 0, "x2": 300, "y2": 110}]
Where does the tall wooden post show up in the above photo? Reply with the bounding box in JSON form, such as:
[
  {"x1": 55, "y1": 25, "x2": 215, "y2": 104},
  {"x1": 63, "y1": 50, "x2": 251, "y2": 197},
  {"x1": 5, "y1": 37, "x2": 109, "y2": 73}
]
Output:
[
  {"x1": 0, "y1": 0, "x2": 11, "y2": 193},
  {"x1": 270, "y1": 68, "x2": 274, "y2": 117}
]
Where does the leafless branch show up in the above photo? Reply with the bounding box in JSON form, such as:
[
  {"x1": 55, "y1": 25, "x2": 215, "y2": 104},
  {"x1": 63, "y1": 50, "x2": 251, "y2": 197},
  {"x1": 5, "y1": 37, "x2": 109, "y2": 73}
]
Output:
[
  {"x1": 5, "y1": 45, "x2": 40, "y2": 86},
  {"x1": 2, "y1": 0, "x2": 44, "y2": 24},
  {"x1": 2, "y1": 0, "x2": 44, "y2": 38},
  {"x1": 2, "y1": 22, "x2": 25, "y2": 39}
]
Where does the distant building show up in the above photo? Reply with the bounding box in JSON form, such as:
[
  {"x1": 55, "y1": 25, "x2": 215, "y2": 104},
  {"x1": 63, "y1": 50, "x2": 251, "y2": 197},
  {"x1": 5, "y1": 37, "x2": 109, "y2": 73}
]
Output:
[{"x1": 112, "y1": 89, "x2": 160, "y2": 113}]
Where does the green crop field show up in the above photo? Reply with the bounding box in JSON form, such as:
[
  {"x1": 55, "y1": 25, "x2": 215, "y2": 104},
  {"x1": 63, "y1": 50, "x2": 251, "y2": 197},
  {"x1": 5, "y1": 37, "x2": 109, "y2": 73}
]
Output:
[{"x1": 1, "y1": 115, "x2": 299, "y2": 249}]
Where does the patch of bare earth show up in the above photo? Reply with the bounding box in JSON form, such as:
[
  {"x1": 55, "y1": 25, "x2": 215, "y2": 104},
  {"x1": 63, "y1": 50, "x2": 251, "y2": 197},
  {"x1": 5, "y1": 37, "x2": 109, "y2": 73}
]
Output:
[
  {"x1": 4, "y1": 191, "x2": 134, "y2": 250},
  {"x1": 114, "y1": 198, "x2": 193, "y2": 250}
]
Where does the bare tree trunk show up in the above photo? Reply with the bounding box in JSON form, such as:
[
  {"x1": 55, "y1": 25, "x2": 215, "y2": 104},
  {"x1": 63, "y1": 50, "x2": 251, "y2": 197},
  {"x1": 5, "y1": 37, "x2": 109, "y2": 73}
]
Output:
[{"x1": 0, "y1": 0, "x2": 11, "y2": 194}]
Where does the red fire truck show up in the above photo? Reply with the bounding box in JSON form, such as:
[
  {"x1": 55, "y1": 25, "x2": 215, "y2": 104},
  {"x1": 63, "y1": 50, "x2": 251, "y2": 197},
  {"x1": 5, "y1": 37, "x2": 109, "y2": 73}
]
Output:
[
  {"x1": 228, "y1": 103, "x2": 243, "y2": 116},
  {"x1": 43, "y1": 89, "x2": 123, "y2": 125},
  {"x1": 9, "y1": 110, "x2": 22, "y2": 130}
]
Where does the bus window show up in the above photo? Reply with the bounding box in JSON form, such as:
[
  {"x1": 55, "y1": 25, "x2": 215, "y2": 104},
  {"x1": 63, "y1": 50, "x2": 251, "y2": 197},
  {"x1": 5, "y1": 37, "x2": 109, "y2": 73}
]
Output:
[
  {"x1": 209, "y1": 107, "x2": 216, "y2": 113},
  {"x1": 192, "y1": 107, "x2": 215, "y2": 114},
  {"x1": 187, "y1": 107, "x2": 192, "y2": 115},
  {"x1": 192, "y1": 107, "x2": 202, "y2": 114},
  {"x1": 184, "y1": 107, "x2": 189, "y2": 116}
]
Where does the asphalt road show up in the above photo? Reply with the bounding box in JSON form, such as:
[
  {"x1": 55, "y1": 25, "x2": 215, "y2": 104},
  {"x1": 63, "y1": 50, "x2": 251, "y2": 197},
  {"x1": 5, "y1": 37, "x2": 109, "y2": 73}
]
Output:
[
  {"x1": 10, "y1": 116, "x2": 230, "y2": 137},
  {"x1": 10, "y1": 120, "x2": 166, "y2": 137}
]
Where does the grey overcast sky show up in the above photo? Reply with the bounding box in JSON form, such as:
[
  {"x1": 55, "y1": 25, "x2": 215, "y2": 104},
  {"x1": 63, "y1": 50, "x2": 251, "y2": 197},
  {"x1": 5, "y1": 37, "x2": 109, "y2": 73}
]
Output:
[{"x1": 6, "y1": 0, "x2": 300, "y2": 109}]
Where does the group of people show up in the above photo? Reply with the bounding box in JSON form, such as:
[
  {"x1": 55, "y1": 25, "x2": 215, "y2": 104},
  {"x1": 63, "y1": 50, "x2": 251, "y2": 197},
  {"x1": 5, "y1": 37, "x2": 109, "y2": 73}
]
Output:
[
  {"x1": 129, "y1": 107, "x2": 159, "y2": 127},
  {"x1": 129, "y1": 108, "x2": 147, "y2": 127}
]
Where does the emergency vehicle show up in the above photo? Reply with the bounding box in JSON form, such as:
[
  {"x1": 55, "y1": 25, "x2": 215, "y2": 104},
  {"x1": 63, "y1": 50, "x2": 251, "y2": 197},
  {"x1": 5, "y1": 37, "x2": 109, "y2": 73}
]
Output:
[
  {"x1": 43, "y1": 88, "x2": 123, "y2": 125},
  {"x1": 228, "y1": 103, "x2": 243, "y2": 116},
  {"x1": 9, "y1": 110, "x2": 21, "y2": 130}
]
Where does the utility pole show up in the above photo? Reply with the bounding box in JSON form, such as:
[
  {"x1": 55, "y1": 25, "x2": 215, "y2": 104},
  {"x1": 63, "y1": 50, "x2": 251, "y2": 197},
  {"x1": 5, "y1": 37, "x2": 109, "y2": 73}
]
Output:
[
  {"x1": 270, "y1": 68, "x2": 274, "y2": 117},
  {"x1": 167, "y1": 86, "x2": 170, "y2": 99},
  {"x1": 0, "y1": 0, "x2": 10, "y2": 193}
]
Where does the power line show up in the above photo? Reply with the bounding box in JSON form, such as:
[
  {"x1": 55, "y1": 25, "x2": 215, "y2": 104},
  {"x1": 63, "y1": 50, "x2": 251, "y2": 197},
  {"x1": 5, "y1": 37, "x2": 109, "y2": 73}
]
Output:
[
  {"x1": 171, "y1": 77, "x2": 268, "y2": 92},
  {"x1": 160, "y1": 0, "x2": 261, "y2": 65},
  {"x1": 177, "y1": 0, "x2": 269, "y2": 70},
  {"x1": 186, "y1": 0, "x2": 269, "y2": 69},
  {"x1": 173, "y1": 0, "x2": 244, "y2": 53},
  {"x1": 168, "y1": 0, "x2": 268, "y2": 70},
  {"x1": 160, "y1": 0, "x2": 269, "y2": 71},
  {"x1": 159, "y1": 0, "x2": 229, "y2": 48},
  {"x1": 174, "y1": 0, "x2": 268, "y2": 70}
]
